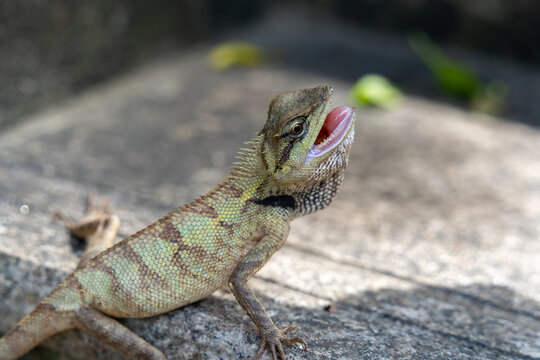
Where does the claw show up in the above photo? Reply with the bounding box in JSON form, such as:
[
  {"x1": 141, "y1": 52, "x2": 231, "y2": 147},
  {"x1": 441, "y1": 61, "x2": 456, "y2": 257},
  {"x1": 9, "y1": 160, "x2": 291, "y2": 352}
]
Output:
[
  {"x1": 270, "y1": 345, "x2": 277, "y2": 359},
  {"x1": 281, "y1": 336, "x2": 306, "y2": 350},
  {"x1": 278, "y1": 324, "x2": 306, "y2": 350},
  {"x1": 52, "y1": 208, "x2": 74, "y2": 228},
  {"x1": 254, "y1": 340, "x2": 267, "y2": 360},
  {"x1": 54, "y1": 192, "x2": 114, "y2": 239},
  {"x1": 276, "y1": 343, "x2": 286, "y2": 359},
  {"x1": 254, "y1": 324, "x2": 306, "y2": 360},
  {"x1": 280, "y1": 324, "x2": 297, "y2": 334}
]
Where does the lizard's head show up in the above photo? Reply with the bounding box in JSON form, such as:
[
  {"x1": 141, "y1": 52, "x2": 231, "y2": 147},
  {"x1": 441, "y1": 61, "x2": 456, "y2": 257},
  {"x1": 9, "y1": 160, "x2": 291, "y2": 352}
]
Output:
[{"x1": 260, "y1": 86, "x2": 355, "y2": 214}]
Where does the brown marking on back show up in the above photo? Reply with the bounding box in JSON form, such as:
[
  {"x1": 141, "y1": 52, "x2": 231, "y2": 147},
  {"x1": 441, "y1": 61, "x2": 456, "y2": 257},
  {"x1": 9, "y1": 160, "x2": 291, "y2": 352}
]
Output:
[
  {"x1": 156, "y1": 224, "x2": 220, "y2": 273},
  {"x1": 214, "y1": 233, "x2": 232, "y2": 256},
  {"x1": 81, "y1": 255, "x2": 138, "y2": 310},
  {"x1": 171, "y1": 242, "x2": 220, "y2": 263},
  {"x1": 218, "y1": 220, "x2": 235, "y2": 236},
  {"x1": 78, "y1": 241, "x2": 172, "y2": 313},
  {"x1": 191, "y1": 202, "x2": 219, "y2": 219},
  {"x1": 36, "y1": 302, "x2": 56, "y2": 313},
  {"x1": 159, "y1": 221, "x2": 182, "y2": 243},
  {"x1": 78, "y1": 248, "x2": 110, "y2": 273},
  {"x1": 118, "y1": 243, "x2": 171, "y2": 291},
  {"x1": 65, "y1": 274, "x2": 86, "y2": 294},
  {"x1": 164, "y1": 224, "x2": 226, "y2": 276},
  {"x1": 160, "y1": 221, "x2": 219, "y2": 261},
  {"x1": 223, "y1": 183, "x2": 244, "y2": 198}
]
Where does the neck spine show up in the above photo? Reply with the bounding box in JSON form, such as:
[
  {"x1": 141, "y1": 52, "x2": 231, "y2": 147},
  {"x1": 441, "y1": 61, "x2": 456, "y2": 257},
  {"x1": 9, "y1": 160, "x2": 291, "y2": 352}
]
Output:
[{"x1": 227, "y1": 135, "x2": 273, "y2": 196}]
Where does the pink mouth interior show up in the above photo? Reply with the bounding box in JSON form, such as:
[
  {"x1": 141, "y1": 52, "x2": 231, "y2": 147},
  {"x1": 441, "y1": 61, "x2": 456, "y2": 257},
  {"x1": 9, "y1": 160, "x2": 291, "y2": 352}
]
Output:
[
  {"x1": 314, "y1": 106, "x2": 353, "y2": 147},
  {"x1": 315, "y1": 107, "x2": 349, "y2": 145},
  {"x1": 306, "y1": 106, "x2": 354, "y2": 162}
]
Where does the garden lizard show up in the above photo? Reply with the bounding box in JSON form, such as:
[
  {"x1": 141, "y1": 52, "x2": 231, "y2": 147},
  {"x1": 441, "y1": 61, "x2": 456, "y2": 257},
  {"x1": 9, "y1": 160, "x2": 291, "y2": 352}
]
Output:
[{"x1": 0, "y1": 85, "x2": 356, "y2": 360}]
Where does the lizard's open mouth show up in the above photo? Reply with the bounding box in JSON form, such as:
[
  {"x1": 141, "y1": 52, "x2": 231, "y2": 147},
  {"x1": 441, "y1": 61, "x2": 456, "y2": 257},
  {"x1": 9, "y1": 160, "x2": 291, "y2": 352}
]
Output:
[{"x1": 307, "y1": 106, "x2": 355, "y2": 161}]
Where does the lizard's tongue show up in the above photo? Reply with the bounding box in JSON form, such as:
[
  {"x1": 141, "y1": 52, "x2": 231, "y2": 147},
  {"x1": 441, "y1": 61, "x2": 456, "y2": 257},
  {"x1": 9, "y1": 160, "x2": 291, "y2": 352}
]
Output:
[
  {"x1": 306, "y1": 106, "x2": 354, "y2": 162},
  {"x1": 314, "y1": 106, "x2": 354, "y2": 146}
]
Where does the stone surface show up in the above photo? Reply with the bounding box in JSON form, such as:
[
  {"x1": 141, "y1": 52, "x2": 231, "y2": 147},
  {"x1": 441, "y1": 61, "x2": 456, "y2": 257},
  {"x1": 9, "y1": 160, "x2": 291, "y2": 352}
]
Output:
[{"x1": 1, "y1": 49, "x2": 539, "y2": 359}]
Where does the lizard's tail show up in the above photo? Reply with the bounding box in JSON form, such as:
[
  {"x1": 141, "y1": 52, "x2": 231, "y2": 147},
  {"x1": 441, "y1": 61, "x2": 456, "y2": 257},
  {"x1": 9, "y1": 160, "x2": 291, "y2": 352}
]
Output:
[{"x1": 0, "y1": 301, "x2": 76, "y2": 360}]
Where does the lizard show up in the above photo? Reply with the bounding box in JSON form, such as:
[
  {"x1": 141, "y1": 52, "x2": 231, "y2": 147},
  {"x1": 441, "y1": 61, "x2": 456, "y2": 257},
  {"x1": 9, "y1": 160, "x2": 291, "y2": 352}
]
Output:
[{"x1": 0, "y1": 85, "x2": 356, "y2": 360}]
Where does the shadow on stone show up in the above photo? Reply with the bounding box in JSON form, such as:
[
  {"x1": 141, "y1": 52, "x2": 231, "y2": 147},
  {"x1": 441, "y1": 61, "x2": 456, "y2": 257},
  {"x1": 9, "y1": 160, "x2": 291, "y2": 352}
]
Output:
[{"x1": 252, "y1": 279, "x2": 540, "y2": 360}]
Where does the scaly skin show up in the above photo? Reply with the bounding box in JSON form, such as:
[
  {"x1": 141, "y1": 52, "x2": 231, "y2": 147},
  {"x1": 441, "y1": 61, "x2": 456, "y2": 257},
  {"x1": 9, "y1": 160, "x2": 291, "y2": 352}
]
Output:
[{"x1": 0, "y1": 86, "x2": 355, "y2": 360}]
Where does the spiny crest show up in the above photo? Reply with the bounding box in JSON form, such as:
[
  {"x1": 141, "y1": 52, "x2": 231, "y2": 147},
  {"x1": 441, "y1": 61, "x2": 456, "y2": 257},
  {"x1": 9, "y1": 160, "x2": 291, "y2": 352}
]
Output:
[{"x1": 231, "y1": 135, "x2": 264, "y2": 177}]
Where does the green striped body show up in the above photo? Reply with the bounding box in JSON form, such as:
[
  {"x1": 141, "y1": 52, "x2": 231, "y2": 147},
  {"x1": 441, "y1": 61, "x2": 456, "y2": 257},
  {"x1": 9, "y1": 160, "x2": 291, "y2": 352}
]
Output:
[{"x1": 47, "y1": 181, "x2": 267, "y2": 318}]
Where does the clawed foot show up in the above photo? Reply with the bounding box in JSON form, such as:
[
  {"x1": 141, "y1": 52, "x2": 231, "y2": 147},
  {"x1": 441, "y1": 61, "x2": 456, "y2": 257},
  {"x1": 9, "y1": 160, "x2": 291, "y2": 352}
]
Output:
[
  {"x1": 254, "y1": 324, "x2": 306, "y2": 360},
  {"x1": 53, "y1": 191, "x2": 113, "y2": 238},
  {"x1": 53, "y1": 191, "x2": 120, "y2": 266}
]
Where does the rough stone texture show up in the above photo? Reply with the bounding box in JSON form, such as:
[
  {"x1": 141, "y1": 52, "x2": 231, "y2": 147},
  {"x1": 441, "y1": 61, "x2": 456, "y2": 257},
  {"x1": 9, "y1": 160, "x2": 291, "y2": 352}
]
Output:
[{"x1": 1, "y1": 50, "x2": 539, "y2": 359}]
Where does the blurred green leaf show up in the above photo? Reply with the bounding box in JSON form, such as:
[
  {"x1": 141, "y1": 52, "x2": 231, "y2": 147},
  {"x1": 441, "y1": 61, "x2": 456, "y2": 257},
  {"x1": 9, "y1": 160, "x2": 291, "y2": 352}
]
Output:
[
  {"x1": 208, "y1": 41, "x2": 266, "y2": 71},
  {"x1": 408, "y1": 31, "x2": 507, "y2": 115},
  {"x1": 408, "y1": 31, "x2": 479, "y2": 99},
  {"x1": 350, "y1": 74, "x2": 403, "y2": 109}
]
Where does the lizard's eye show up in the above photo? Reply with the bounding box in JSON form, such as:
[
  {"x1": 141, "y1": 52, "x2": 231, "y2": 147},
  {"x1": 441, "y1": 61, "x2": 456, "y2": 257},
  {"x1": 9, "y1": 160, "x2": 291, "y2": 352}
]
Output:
[
  {"x1": 291, "y1": 122, "x2": 304, "y2": 135},
  {"x1": 285, "y1": 117, "x2": 306, "y2": 138}
]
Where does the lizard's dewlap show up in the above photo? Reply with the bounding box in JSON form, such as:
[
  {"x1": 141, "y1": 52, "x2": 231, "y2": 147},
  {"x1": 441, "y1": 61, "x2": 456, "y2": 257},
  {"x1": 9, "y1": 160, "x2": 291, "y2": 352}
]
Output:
[{"x1": 309, "y1": 106, "x2": 354, "y2": 159}]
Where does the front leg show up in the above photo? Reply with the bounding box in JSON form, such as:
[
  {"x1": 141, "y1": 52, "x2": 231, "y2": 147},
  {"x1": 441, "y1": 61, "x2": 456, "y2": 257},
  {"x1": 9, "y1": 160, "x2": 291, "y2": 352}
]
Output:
[{"x1": 228, "y1": 220, "x2": 306, "y2": 360}]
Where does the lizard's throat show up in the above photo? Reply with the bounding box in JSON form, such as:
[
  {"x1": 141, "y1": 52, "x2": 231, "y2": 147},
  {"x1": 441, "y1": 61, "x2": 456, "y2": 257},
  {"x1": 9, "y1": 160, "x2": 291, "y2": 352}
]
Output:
[{"x1": 286, "y1": 170, "x2": 345, "y2": 217}]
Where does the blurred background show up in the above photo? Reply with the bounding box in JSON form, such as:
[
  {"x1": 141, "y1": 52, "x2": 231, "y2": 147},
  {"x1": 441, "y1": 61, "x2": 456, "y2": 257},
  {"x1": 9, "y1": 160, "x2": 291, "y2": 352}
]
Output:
[{"x1": 1, "y1": 0, "x2": 539, "y2": 129}]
